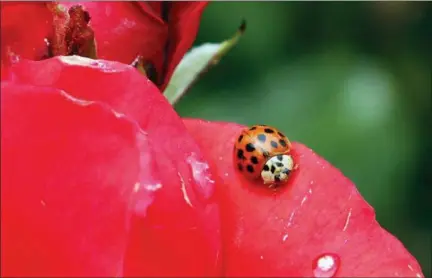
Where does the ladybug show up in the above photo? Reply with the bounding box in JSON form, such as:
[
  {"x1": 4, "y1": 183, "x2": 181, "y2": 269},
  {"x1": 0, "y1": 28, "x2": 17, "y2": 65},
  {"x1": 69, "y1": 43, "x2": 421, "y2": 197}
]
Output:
[{"x1": 234, "y1": 125, "x2": 295, "y2": 187}]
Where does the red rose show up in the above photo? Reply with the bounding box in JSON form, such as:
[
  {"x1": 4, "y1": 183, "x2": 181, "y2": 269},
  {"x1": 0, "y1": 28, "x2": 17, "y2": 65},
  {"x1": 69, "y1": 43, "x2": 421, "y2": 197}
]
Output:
[
  {"x1": 0, "y1": 2, "x2": 425, "y2": 277},
  {"x1": 0, "y1": 1, "x2": 207, "y2": 89},
  {"x1": 1, "y1": 56, "x2": 424, "y2": 278}
]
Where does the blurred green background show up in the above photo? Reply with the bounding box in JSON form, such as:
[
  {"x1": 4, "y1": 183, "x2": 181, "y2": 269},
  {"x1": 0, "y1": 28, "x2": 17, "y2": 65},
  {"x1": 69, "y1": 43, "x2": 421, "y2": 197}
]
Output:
[{"x1": 176, "y1": 2, "x2": 431, "y2": 275}]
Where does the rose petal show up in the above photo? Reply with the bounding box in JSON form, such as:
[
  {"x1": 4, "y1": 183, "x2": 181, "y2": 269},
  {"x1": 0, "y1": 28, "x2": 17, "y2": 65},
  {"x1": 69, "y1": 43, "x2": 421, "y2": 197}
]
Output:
[
  {"x1": 1, "y1": 2, "x2": 208, "y2": 90},
  {"x1": 3, "y1": 58, "x2": 222, "y2": 276},
  {"x1": 159, "y1": 2, "x2": 209, "y2": 90},
  {"x1": 1, "y1": 82, "x2": 145, "y2": 276},
  {"x1": 0, "y1": 2, "x2": 53, "y2": 63},
  {"x1": 183, "y1": 118, "x2": 424, "y2": 277},
  {"x1": 59, "y1": 2, "x2": 167, "y2": 76},
  {"x1": 62, "y1": 1, "x2": 208, "y2": 89}
]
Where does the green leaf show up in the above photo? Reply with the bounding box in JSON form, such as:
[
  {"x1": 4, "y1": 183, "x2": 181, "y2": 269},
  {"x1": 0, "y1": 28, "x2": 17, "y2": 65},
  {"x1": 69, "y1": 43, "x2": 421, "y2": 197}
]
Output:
[{"x1": 163, "y1": 20, "x2": 246, "y2": 106}]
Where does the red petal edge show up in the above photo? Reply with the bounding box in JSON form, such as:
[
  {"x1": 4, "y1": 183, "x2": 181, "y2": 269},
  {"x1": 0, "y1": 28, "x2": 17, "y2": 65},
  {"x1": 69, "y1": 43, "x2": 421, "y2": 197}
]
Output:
[{"x1": 160, "y1": 2, "x2": 209, "y2": 90}]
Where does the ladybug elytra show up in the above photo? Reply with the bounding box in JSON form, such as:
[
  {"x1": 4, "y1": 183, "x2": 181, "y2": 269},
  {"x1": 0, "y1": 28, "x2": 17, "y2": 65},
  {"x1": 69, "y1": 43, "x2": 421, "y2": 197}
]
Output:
[{"x1": 233, "y1": 125, "x2": 295, "y2": 187}]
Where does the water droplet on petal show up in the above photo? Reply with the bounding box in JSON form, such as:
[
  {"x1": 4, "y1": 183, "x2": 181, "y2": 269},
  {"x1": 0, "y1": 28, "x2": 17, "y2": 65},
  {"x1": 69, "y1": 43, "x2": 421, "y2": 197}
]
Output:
[
  {"x1": 312, "y1": 253, "x2": 340, "y2": 278},
  {"x1": 90, "y1": 60, "x2": 116, "y2": 72},
  {"x1": 186, "y1": 153, "x2": 215, "y2": 200},
  {"x1": 10, "y1": 53, "x2": 20, "y2": 63},
  {"x1": 132, "y1": 132, "x2": 162, "y2": 218}
]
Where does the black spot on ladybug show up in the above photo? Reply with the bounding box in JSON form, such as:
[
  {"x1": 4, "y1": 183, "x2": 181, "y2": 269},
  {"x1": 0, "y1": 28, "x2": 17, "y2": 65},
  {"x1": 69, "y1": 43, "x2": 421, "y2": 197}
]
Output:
[
  {"x1": 245, "y1": 143, "x2": 255, "y2": 152},
  {"x1": 247, "y1": 164, "x2": 254, "y2": 173},
  {"x1": 275, "y1": 162, "x2": 284, "y2": 167},
  {"x1": 237, "y1": 149, "x2": 245, "y2": 159},
  {"x1": 251, "y1": 156, "x2": 259, "y2": 164},
  {"x1": 264, "y1": 128, "x2": 275, "y2": 134},
  {"x1": 270, "y1": 141, "x2": 278, "y2": 148},
  {"x1": 275, "y1": 175, "x2": 281, "y2": 182},
  {"x1": 237, "y1": 163, "x2": 243, "y2": 171},
  {"x1": 263, "y1": 164, "x2": 270, "y2": 171},
  {"x1": 277, "y1": 154, "x2": 283, "y2": 161},
  {"x1": 238, "y1": 135, "x2": 243, "y2": 143},
  {"x1": 249, "y1": 126, "x2": 257, "y2": 131},
  {"x1": 277, "y1": 131, "x2": 285, "y2": 138},
  {"x1": 279, "y1": 139, "x2": 287, "y2": 147},
  {"x1": 257, "y1": 134, "x2": 266, "y2": 143},
  {"x1": 271, "y1": 165, "x2": 276, "y2": 173}
]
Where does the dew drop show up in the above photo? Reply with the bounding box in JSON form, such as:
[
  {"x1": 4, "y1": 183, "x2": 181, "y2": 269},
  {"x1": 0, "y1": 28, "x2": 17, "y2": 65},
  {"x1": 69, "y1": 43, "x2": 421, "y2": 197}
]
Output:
[
  {"x1": 132, "y1": 133, "x2": 162, "y2": 218},
  {"x1": 186, "y1": 153, "x2": 215, "y2": 200},
  {"x1": 312, "y1": 253, "x2": 340, "y2": 278},
  {"x1": 122, "y1": 18, "x2": 137, "y2": 29},
  {"x1": 10, "y1": 53, "x2": 20, "y2": 63},
  {"x1": 89, "y1": 60, "x2": 117, "y2": 72}
]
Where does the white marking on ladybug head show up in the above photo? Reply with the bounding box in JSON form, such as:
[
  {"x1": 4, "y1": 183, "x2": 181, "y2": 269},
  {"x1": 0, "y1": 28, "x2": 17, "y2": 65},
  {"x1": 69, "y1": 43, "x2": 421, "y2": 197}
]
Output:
[{"x1": 261, "y1": 154, "x2": 294, "y2": 185}]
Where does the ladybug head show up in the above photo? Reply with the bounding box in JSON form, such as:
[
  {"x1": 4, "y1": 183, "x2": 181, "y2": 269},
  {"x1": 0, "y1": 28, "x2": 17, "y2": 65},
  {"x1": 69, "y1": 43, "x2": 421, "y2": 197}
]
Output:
[{"x1": 261, "y1": 154, "x2": 294, "y2": 185}]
